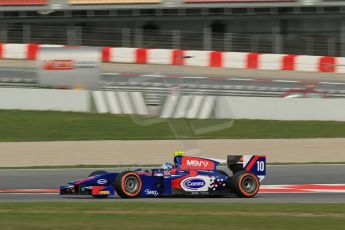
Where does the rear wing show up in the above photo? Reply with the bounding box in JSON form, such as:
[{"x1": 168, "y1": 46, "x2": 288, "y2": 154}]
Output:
[{"x1": 227, "y1": 155, "x2": 266, "y2": 182}]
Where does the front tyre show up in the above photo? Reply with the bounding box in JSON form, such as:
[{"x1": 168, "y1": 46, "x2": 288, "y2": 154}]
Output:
[
  {"x1": 114, "y1": 171, "x2": 142, "y2": 198},
  {"x1": 230, "y1": 170, "x2": 260, "y2": 198}
]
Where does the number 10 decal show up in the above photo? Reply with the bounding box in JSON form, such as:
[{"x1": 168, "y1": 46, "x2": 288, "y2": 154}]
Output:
[
  {"x1": 257, "y1": 161, "x2": 265, "y2": 172},
  {"x1": 244, "y1": 155, "x2": 266, "y2": 176},
  {"x1": 253, "y1": 156, "x2": 266, "y2": 176}
]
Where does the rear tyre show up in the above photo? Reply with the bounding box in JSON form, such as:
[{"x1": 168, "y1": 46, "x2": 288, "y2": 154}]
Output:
[
  {"x1": 114, "y1": 171, "x2": 142, "y2": 198},
  {"x1": 88, "y1": 170, "x2": 108, "y2": 177},
  {"x1": 230, "y1": 170, "x2": 260, "y2": 198}
]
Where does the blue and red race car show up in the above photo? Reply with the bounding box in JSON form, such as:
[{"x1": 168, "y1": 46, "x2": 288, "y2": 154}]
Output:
[{"x1": 60, "y1": 154, "x2": 266, "y2": 198}]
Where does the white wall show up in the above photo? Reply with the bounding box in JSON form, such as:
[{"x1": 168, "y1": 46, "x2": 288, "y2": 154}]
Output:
[
  {"x1": 0, "y1": 88, "x2": 91, "y2": 112},
  {"x1": 1, "y1": 88, "x2": 345, "y2": 121},
  {"x1": 216, "y1": 97, "x2": 345, "y2": 121},
  {"x1": 0, "y1": 88, "x2": 148, "y2": 115}
]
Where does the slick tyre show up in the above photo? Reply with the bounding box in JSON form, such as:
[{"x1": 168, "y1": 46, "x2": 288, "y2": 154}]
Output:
[
  {"x1": 230, "y1": 170, "x2": 260, "y2": 198},
  {"x1": 114, "y1": 171, "x2": 142, "y2": 198},
  {"x1": 88, "y1": 170, "x2": 108, "y2": 177}
]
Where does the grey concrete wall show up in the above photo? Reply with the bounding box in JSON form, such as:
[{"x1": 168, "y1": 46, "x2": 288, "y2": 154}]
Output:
[
  {"x1": 0, "y1": 88, "x2": 148, "y2": 115},
  {"x1": 216, "y1": 97, "x2": 345, "y2": 121},
  {"x1": 1, "y1": 88, "x2": 345, "y2": 121},
  {"x1": 0, "y1": 88, "x2": 91, "y2": 112}
]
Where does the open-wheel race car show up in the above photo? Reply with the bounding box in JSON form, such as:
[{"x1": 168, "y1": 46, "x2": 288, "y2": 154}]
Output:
[{"x1": 60, "y1": 153, "x2": 266, "y2": 198}]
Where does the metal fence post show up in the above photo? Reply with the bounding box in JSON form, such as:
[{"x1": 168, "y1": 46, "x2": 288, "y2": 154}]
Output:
[
  {"x1": 76, "y1": 26, "x2": 82, "y2": 45},
  {"x1": 306, "y1": 37, "x2": 313, "y2": 55},
  {"x1": 67, "y1": 25, "x2": 81, "y2": 45},
  {"x1": 23, "y1": 24, "x2": 31, "y2": 43},
  {"x1": 0, "y1": 24, "x2": 7, "y2": 43},
  {"x1": 67, "y1": 26, "x2": 73, "y2": 45},
  {"x1": 340, "y1": 23, "x2": 345, "y2": 57},
  {"x1": 272, "y1": 26, "x2": 282, "y2": 54},
  {"x1": 328, "y1": 37, "x2": 336, "y2": 56},
  {"x1": 135, "y1": 29, "x2": 143, "y2": 48},
  {"x1": 172, "y1": 30, "x2": 181, "y2": 49},
  {"x1": 251, "y1": 36, "x2": 259, "y2": 53},
  {"x1": 203, "y1": 26, "x2": 211, "y2": 50},
  {"x1": 122, "y1": 28, "x2": 130, "y2": 47},
  {"x1": 224, "y1": 33, "x2": 232, "y2": 51}
]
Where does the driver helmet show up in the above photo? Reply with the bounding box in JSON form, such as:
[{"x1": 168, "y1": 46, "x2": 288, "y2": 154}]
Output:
[
  {"x1": 162, "y1": 162, "x2": 173, "y2": 170},
  {"x1": 173, "y1": 151, "x2": 185, "y2": 157},
  {"x1": 173, "y1": 151, "x2": 185, "y2": 167}
]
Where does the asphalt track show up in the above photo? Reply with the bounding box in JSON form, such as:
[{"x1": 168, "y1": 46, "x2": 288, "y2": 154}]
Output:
[{"x1": 0, "y1": 164, "x2": 344, "y2": 203}]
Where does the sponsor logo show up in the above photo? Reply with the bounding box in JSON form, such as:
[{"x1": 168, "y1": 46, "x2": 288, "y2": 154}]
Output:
[
  {"x1": 98, "y1": 191, "x2": 110, "y2": 195},
  {"x1": 144, "y1": 189, "x2": 159, "y2": 196},
  {"x1": 42, "y1": 60, "x2": 74, "y2": 70},
  {"x1": 186, "y1": 159, "x2": 209, "y2": 168},
  {"x1": 182, "y1": 178, "x2": 206, "y2": 190},
  {"x1": 97, "y1": 179, "x2": 107, "y2": 185},
  {"x1": 181, "y1": 157, "x2": 215, "y2": 170}
]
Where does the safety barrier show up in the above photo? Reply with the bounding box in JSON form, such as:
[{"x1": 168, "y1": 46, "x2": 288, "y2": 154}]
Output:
[
  {"x1": 1, "y1": 87, "x2": 345, "y2": 121},
  {"x1": 0, "y1": 88, "x2": 148, "y2": 115},
  {"x1": 0, "y1": 88, "x2": 91, "y2": 112},
  {"x1": 159, "y1": 95, "x2": 345, "y2": 121},
  {"x1": 0, "y1": 43, "x2": 343, "y2": 73},
  {"x1": 215, "y1": 96, "x2": 345, "y2": 121},
  {"x1": 160, "y1": 95, "x2": 216, "y2": 119},
  {"x1": 92, "y1": 91, "x2": 148, "y2": 115}
]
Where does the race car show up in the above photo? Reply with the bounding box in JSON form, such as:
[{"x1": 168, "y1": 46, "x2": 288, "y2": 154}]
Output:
[{"x1": 60, "y1": 153, "x2": 266, "y2": 198}]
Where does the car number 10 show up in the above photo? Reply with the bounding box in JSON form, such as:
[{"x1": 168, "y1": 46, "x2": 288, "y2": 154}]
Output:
[{"x1": 257, "y1": 161, "x2": 265, "y2": 171}]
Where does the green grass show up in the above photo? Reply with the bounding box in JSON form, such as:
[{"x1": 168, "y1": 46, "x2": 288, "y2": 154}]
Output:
[
  {"x1": 1, "y1": 110, "x2": 345, "y2": 141},
  {"x1": 0, "y1": 202, "x2": 344, "y2": 230}
]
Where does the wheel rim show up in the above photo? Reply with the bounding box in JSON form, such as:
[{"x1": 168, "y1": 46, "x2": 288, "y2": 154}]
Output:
[
  {"x1": 124, "y1": 176, "x2": 140, "y2": 194},
  {"x1": 241, "y1": 176, "x2": 257, "y2": 194}
]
